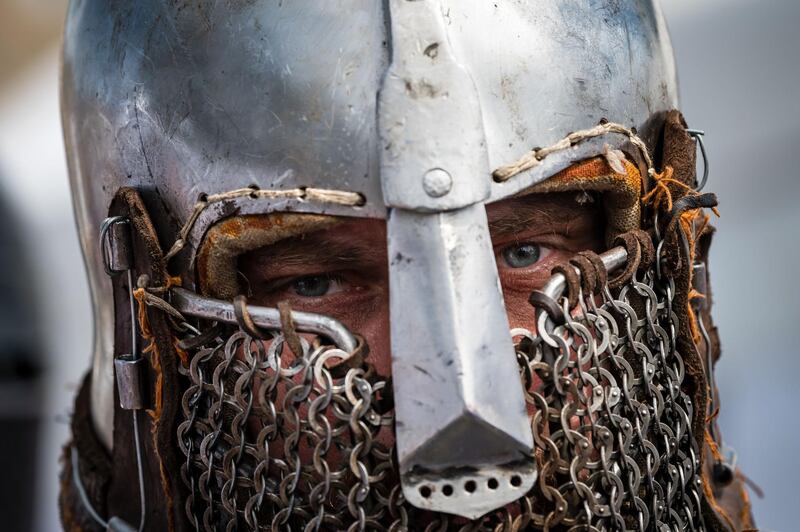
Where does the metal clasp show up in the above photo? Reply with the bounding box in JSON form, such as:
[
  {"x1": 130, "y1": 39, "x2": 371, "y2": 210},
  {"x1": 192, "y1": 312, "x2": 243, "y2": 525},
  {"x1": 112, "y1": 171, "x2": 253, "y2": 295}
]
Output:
[
  {"x1": 114, "y1": 355, "x2": 146, "y2": 410},
  {"x1": 100, "y1": 216, "x2": 133, "y2": 275},
  {"x1": 97, "y1": 215, "x2": 147, "y2": 531}
]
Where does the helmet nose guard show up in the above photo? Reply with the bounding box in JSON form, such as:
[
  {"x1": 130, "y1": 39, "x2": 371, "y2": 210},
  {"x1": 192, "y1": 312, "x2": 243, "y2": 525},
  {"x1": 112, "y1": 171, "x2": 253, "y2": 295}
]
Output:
[
  {"x1": 379, "y1": 0, "x2": 535, "y2": 518},
  {"x1": 387, "y1": 207, "x2": 535, "y2": 518}
]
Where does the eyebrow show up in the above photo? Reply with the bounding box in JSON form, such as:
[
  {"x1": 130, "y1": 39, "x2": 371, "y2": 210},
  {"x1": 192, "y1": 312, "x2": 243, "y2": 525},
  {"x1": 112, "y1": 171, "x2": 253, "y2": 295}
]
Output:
[
  {"x1": 487, "y1": 193, "x2": 602, "y2": 240},
  {"x1": 241, "y1": 191, "x2": 603, "y2": 274},
  {"x1": 240, "y1": 232, "x2": 381, "y2": 272}
]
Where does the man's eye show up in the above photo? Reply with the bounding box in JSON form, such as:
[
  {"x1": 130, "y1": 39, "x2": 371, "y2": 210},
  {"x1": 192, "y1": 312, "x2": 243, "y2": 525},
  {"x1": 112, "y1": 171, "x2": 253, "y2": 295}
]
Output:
[
  {"x1": 501, "y1": 243, "x2": 541, "y2": 268},
  {"x1": 290, "y1": 274, "x2": 343, "y2": 297}
]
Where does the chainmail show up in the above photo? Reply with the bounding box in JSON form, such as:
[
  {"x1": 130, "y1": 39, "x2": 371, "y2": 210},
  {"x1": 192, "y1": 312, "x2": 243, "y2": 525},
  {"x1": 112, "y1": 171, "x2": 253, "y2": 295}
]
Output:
[{"x1": 175, "y1": 255, "x2": 705, "y2": 531}]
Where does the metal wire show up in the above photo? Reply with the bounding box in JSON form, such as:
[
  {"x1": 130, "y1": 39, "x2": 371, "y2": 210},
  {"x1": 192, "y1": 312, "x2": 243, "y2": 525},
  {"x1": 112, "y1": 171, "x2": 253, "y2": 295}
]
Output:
[
  {"x1": 71, "y1": 446, "x2": 109, "y2": 529},
  {"x1": 126, "y1": 253, "x2": 146, "y2": 532},
  {"x1": 173, "y1": 251, "x2": 705, "y2": 530},
  {"x1": 93, "y1": 217, "x2": 147, "y2": 532}
]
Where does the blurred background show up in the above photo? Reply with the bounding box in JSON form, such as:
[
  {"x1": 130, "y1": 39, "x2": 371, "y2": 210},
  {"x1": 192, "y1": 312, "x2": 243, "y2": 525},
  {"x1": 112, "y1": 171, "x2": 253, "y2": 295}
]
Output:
[{"x1": 0, "y1": 0, "x2": 796, "y2": 529}]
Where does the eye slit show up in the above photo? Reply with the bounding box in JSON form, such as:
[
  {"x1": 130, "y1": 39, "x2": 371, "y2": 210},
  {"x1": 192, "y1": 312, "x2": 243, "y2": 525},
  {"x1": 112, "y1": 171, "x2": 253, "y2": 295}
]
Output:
[
  {"x1": 501, "y1": 243, "x2": 541, "y2": 269},
  {"x1": 291, "y1": 275, "x2": 332, "y2": 297}
]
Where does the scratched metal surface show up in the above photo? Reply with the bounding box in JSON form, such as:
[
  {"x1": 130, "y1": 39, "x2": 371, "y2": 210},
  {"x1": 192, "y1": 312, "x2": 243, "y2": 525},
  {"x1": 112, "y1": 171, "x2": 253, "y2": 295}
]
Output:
[
  {"x1": 62, "y1": 0, "x2": 679, "y2": 451},
  {"x1": 0, "y1": 0, "x2": 789, "y2": 530}
]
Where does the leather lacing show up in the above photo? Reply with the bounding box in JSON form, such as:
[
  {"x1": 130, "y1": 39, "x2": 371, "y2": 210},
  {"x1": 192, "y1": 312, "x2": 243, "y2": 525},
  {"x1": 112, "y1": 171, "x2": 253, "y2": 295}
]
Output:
[{"x1": 544, "y1": 229, "x2": 655, "y2": 314}]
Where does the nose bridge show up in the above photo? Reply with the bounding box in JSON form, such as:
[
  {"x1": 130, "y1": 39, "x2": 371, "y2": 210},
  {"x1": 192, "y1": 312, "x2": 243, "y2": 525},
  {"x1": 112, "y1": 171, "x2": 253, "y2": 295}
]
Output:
[{"x1": 387, "y1": 204, "x2": 535, "y2": 518}]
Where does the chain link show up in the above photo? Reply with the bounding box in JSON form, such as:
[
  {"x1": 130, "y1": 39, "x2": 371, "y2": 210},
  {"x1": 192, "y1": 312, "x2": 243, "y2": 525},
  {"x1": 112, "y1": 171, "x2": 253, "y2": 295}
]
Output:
[{"x1": 175, "y1": 257, "x2": 704, "y2": 530}]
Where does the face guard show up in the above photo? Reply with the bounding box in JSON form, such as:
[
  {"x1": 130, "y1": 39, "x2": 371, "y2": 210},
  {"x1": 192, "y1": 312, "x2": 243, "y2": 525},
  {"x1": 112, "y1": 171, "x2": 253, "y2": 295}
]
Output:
[
  {"x1": 60, "y1": 1, "x2": 754, "y2": 530},
  {"x1": 162, "y1": 216, "x2": 707, "y2": 530}
]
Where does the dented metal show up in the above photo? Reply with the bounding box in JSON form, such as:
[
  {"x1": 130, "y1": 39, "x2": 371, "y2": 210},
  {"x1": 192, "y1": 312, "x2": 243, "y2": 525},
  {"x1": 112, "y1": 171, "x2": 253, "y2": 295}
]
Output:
[
  {"x1": 63, "y1": 0, "x2": 681, "y2": 521},
  {"x1": 387, "y1": 205, "x2": 535, "y2": 517}
]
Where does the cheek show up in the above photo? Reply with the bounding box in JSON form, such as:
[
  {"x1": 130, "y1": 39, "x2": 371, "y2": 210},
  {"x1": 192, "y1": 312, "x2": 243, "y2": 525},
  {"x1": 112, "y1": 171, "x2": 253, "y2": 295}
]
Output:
[
  {"x1": 335, "y1": 298, "x2": 392, "y2": 377},
  {"x1": 361, "y1": 315, "x2": 392, "y2": 377},
  {"x1": 502, "y1": 290, "x2": 538, "y2": 331}
]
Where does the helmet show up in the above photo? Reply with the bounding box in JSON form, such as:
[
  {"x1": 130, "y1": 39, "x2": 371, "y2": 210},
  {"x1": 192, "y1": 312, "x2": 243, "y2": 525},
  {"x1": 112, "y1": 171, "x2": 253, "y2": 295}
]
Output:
[{"x1": 59, "y1": 1, "x2": 753, "y2": 530}]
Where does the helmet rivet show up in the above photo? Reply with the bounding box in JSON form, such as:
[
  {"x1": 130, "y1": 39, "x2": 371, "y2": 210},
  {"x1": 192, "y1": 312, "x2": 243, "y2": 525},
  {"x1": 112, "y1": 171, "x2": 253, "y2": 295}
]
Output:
[{"x1": 422, "y1": 168, "x2": 452, "y2": 197}]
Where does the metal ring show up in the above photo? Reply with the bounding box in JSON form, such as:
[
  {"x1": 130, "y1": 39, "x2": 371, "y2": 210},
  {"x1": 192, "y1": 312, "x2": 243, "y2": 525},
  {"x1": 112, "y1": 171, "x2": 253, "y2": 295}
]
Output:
[{"x1": 529, "y1": 291, "x2": 566, "y2": 325}]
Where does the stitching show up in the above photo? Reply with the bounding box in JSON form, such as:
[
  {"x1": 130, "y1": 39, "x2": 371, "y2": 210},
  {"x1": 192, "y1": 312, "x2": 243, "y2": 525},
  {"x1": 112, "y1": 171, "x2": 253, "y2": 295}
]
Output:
[
  {"x1": 642, "y1": 166, "x2": 690, "y2": 212},
  {"x1": 492, "y1": 121, "x2": 655, "y2": 183},
  {"x1": 164, "y1": 187, "x2": 365, "y2": 262}
]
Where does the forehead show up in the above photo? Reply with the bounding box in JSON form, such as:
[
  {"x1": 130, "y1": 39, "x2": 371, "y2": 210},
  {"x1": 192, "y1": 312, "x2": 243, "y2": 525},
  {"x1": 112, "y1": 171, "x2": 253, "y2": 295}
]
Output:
[
  {"x1": 486, "y1": 191, "x2": 595, "y2": 223},
  {"x1": 252, "y1": 191, "x2": 598, "y2": 250}
]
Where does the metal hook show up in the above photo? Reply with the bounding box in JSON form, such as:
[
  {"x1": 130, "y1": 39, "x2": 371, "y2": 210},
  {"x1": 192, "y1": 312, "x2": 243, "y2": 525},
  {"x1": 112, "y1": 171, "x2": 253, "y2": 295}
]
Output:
[
  {"x1": 97, "y1": 215, "x2": 146, "y2": 532},
  {"x1": 99, "y1": 216, "x2": 131, "y2": 276},
  {"x1": 686, "y1": 129, "x2": 709, "y2": 192},
  {"x1": 233, "y1": 295, "x2": 271, "y2": 340}
]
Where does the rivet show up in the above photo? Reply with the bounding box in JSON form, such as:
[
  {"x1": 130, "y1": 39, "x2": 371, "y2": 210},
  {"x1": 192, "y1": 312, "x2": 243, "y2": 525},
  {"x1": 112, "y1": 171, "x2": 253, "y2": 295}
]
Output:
[{"x1": 422, "y1": 168, "x2": 452, "y2": 197}]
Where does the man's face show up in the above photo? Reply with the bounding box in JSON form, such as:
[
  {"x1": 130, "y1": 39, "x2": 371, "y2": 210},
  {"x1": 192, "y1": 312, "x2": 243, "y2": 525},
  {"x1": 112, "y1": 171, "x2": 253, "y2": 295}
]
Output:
[{"x1": 238, "y1": 191, "x2": 605, "y2": 377}]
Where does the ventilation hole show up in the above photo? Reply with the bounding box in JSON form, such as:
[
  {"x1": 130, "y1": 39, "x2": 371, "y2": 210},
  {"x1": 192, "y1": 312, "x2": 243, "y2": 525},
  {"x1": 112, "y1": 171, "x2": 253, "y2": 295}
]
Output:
[
  {"x1": 248, "y1": 184, "x2": 260, "y2": 198},
  {"x1": 197, "y1": 192, "x2": 209, "y2": 203},
  {"x1": 442, "y1": 484, "x2": 453, "y2": 497},
  {"x1": 510, "y1": 475, "x2": 522, "y2": 488},
  {"x1": 464, "y1": 480, "x2": 477, "y2": 493},
  {"x1": 354, "y1": 192, "x2": 367, "y2": 207},
  {"x1": 487, "y1": 478, "x2": 499, "y2": 490},
  {"x1": 419, "y1": 485, "x2": 432, "y2": 499},
  {"x1": 423, "y1": 42, "x2": 440, "y2": 59}
]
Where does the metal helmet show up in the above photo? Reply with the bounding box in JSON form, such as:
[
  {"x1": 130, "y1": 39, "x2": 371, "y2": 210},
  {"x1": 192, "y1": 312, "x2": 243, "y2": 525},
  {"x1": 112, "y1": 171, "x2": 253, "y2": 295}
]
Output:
[{"x1": 60, "y1": 0, "x2": 752, "y2": 530}]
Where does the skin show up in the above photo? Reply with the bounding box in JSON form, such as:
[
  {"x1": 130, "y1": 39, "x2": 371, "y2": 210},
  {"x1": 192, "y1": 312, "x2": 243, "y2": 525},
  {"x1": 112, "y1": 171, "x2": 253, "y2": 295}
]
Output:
[
  {"x1": 234, "y1": 190, "x2": 607, "y2": 517},
  {"x1": 238, "y1": 191, "x2": 606, "y2": 378}
]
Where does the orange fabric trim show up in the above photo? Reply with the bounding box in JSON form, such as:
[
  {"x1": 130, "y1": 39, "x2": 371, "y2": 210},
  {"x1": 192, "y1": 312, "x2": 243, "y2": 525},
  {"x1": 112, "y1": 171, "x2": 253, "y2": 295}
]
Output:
[
  {"x1": 132, "y1": 274, "x2": 187, "y2": 409},
  {"x1": 166, "y1": 275, "x2": 182, "y2": 289},
  {"x1": 173, "y1": 339, "x2": 189, "y2": 369},
  {"x1": 133, "y1": 286, "x2": 177, "y2": 530},
  {"x1": 197, "y1": 213, "x2": 336, "y2": 300},
  {"x1": 133, "y1": 287, "x2": 161, "y2": 421},
  {"x1": 549, "y1": 155, "x2": 626, "y2": 180},
  {"x1": 642, "y1": 166, "x2": 690, "y2": 212},
  {"x1": 528, "y1": 156, "x2": 643, "y2": 243},
  {"x1": 535, "y1": 156, "x2": 641, "y2": 194},
  {"x1": 682, "y1": 208, "x2": 715, "y2": 344},
  {"x1": 688, "y1": 288, "x2": 707, "y2": 345},
  {"x1": 736, "y1": 473, "x2": 755, "y2": 529},
  {"x1": 705, "y1": 429, "x2": 725, "y2": 464}
]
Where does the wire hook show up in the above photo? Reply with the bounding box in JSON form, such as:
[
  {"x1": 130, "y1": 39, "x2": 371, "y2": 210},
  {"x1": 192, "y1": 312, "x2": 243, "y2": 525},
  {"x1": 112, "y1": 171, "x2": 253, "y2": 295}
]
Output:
[{"x1": 686, "y1": 129, "x2": 709, "y2": 191}]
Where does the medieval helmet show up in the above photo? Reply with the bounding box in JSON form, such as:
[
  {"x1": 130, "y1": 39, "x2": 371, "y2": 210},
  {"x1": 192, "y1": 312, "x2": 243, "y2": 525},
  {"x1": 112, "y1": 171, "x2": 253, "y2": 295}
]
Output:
[{"x1": 60, "y1": 1, "x2": 752, "y2": 530}]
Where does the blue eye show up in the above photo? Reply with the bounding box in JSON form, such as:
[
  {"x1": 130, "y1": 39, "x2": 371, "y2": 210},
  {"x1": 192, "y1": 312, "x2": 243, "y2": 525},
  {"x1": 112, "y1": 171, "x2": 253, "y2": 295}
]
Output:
[
  {"x1": 502, "y1": 243, "x2": 541, "y2": 268},
  {"x1": 292, "y1": 275, "x2": 331, "y2": 297}
]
